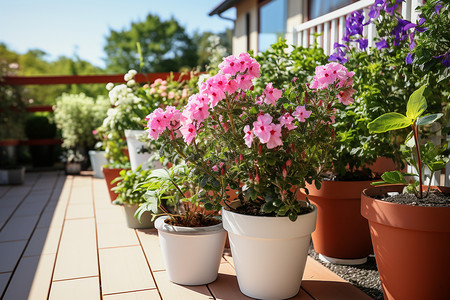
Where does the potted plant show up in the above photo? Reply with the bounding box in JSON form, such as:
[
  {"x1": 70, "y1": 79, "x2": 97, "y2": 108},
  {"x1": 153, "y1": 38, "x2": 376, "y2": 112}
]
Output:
[
  {"x1": 144, "y1": 53, "x2": 355, "y2": 298},
  {"x1": 61, "y1": 149, "x2": 85, "y2": 175},
  {"x1": 53, "y1": 93, "x2": 110, "y2": 167},
  {"x1": 136, "y1": 164, "x2": 226, "y2": 285},
  {"x1": 362, "y1": 84, "x2": 449, "y2": 300},
  {"x1": 111, "y1": 166, "x2": 156, "y2": 229},
  {"x1": 88, "y1": 129, "x2": 107, "y2": 179}
]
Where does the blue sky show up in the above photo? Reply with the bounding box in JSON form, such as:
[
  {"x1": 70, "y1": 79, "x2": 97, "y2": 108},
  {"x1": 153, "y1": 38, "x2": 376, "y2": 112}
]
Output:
[{"x1": 0, "y1": 0, "x2": 235, "y2": 68}]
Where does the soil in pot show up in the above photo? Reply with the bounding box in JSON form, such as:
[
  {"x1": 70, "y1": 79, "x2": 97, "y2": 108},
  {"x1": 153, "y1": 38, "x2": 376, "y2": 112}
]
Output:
[
  {"x1": 164, "y1": 213, "x2": 221, "y2": 227},
  {"x1": 373, "y1": 188, "x2": 449, "y2": 206}
]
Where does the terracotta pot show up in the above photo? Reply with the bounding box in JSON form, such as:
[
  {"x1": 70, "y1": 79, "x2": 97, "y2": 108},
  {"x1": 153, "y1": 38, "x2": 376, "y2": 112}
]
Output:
[
  {"x1": 361, "y1": 185, "x2": 450, "y2": 300},
  {"x1": 102, "y1": 167, "x2": 129, "y2": 202},
  {"x1": 300, "y1": 180, "x2": 373, "y2": 263}
]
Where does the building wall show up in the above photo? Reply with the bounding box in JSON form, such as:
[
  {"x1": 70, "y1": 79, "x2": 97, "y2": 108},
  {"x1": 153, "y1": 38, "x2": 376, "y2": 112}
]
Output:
[{"x1": 232, "y1": 0, "x2": 306, "y2": 55}]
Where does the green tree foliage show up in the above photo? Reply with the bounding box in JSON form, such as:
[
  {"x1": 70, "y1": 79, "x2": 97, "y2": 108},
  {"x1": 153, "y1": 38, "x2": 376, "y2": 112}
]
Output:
[{"x1": 104, "y1": 14, "x2": 199, "y2": 73}]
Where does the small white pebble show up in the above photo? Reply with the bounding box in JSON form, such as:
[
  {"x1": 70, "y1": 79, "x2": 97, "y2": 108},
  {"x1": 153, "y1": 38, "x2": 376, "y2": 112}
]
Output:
[{"x1": 387, "y1": 192, "x2": 399, "y2": 197}]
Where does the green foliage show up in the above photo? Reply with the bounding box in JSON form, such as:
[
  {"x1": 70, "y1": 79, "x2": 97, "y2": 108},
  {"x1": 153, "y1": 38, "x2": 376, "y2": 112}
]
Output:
[
  {"x1": 111, "y1": 166, "x2": 153, "y2": 205},
  {"x1": 53, "y1": 93, "x2": 110, "y2": 149},
  {"x1": 104, "y1": 14, "x2": 199, "y2": 73},
  {"x1": 254, "y1": 39, "x2": 328, "y2": 93},
  {"x1": 369, "y1": 86, "x2": 448, "y2": 198}
]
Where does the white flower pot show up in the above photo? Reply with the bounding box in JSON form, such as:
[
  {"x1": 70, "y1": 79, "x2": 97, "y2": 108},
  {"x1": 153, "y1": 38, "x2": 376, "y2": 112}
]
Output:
[
  {"x1": 124, "y1": 130, "x2": 153, "y2": 171},
  {"x1": 155, "y1": 216, "x2": 226, "y2": 285},
  {"x1": 88, "y1": 150, "x2": 107, "y2": 179},
  {"x1": 123, "y1": 204, "x2": 155, "y2": 229},
  {"x1": 222, "y1": 205, "x2": 317, "y2": 300}
]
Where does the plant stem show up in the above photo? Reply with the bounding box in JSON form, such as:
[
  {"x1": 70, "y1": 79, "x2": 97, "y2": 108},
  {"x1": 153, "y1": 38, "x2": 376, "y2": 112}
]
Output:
[{"x1": 412, "y1": 123, "x2": 423, "y2": 199}]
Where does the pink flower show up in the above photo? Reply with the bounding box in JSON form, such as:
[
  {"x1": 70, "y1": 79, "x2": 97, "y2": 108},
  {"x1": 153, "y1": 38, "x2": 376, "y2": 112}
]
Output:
[
  {"x1": 266, "y1": 124, "x2": 282, "y2": 149},
  {"x1": 247, "y1": 61, "x2": 261, "y2": 78},
  {"x1": 180, "y1": 123, "x2": 197, "y2": 145},
  {"x1": 224, "y1": 77, "x2": 239, "y2": 94},
  {"x1": 184, "y1": 94, "x2": 210, "y2": 123},
  {"x1": 207, "y1": 74, "x2": 228, "y2": 90},
  {"x1": 337, "y1": 87, "x2": 356, "y2": 105},
  {"x1": 168, "y1": 91, "x2": 175, "y2": 99},
  {"x1": 243, "y1": 125, "x2": 254, "y2": 148},
  {"x1": 263, "y1": 83, "x2": 283, "y2": 106},
  {"x1": 293, "y1": 106, "x2": 312, "y2": 122},
  {"x1": 253, "y1": 113, "x2": 273, "y2": 143},
  {"x1": 204, "y1": 86, "x2": 226, "y2": 108},
  {"x1": 278, "y1": 113, "x2": 297, "y2": 130},
  {"x1": 212, "y1": 165, "x2": 218, "y2": 172},
  {"x1": 237, "y1": 74, "x2": 253, "y2": 90},
  {"x1": 219, "y1": 55, "x2": 240, "y2": 75}
]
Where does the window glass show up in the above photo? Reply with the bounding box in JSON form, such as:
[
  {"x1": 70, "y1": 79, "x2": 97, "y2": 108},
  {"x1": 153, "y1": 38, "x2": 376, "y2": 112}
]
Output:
[
  {"x1": 310, "y1": 0, "x2": 354, "y2": 19},
  {"x1": 259, "y1": 0, "x2": 286, "y2": 52}
]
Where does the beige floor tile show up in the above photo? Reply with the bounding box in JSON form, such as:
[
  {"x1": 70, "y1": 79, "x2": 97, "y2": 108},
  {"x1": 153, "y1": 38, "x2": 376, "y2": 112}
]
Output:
[
  {"x1": 3, "y1": 254, "x2": 56, "y2": 300},
  {"x1": 136, "y1": 229, "x2": 165, "y2": 272},
  {"x1": 103, "y1": 289, "x2": 161, "y2": 300},
  {"x1": 0, "y1": 272, "x2": 11, "y2": 296},
  {"x1": 13, "y1": 200, "x2": 48, "y2": 217},
  {"x1": 0, "y1": 240, "x2": 27, "y2": 272},
  {"x1": 302, "y1": 257, "x2": 346, "y2": 282},
  {"x1": 65, "y1": 203, "x2": 94, "y2": 219},
  {"x1": 95, "y1": 206, "x2": 125, "y2": 225},
  {"x1": 37, "y1": 208, "x2": 66, "y2": 229},
  {"x1": 49, "y1": 276, "x2": 100, "y2": 300},
  {"x1": 99, "y1": 246, "x2": 156, "y2": 295},
  {"x1": 97, "y1": 222, "x2": 139, "y2": 249},
  {"x1": 23, "y1": 226, "x2": 62, "y2": 257},
  {"x1": 153, "y1": 271, "x2": 213, "y2": 300},
  {"x1": 0, "y1": 205, "x2": 16, "y2": 229},
  {"x1": 208, "y1": 262, "x2": 252, "y2": 300},
  {"x1": 53, "y1": 218, "x2": 98, "y2": 280},
  {"x1": 0, "y1": 215, "x2": 40, "y2": 242}
]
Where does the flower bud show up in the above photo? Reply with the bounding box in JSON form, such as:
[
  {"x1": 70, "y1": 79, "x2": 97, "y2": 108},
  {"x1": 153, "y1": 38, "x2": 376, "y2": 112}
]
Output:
[
  {"x1": 302, "y1": 151, "x2": 305, "y2": 159},
  {"x1": 304, "y1": 92, "x2": 309, "y2": 104},
  {"x1": 286, "y1": 159, "x2": 292, "y2": 167},
  {"x1": 250, "y1": 85, "x2": 255, "y2": 91},
  {"x1": 221, "y1": 168, "x2": 225, "y2": 176},
  {"x1": 255, "y1": 173, "x2": 260, "y2": 183},
  {"x1": 249, "y1": 172, "x2": 253, "y2": 181},
  {"x1": 327, "y1": 102, "x2": 332, "y2": 109},
  {"x1": 258, "y1": 144, "x2": 262, "y2": 154},
  {"x1": 280, "y1": 106, "x2": 285, "y2": 114},
  {"x1": 235, "y1": 157, "x2": 238, "y2": 164},
  {"x1": 318, "y1": 100, "x2": 323, "y2": 106},
  {"x1": 240, "y1": 154, "x2": 243, "y2": 161},
  {"x1": 282, "y1": 165, "x2": 287, "y2": 178}
]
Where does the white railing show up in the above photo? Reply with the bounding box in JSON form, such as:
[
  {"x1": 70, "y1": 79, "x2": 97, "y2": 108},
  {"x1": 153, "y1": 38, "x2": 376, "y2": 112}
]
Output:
[{"x1": 292, "y1": 0, "x2": 421, "y2": 55}]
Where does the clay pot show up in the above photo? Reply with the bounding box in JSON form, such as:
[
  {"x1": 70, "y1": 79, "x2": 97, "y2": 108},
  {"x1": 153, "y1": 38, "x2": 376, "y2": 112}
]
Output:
[
  {"x1": 300, "y1": 180, "x2": 373, "y2": 263},
  {"x1": 361, "y1": 185, "x2": 450, "y2": 300},
  {"x1": 102, "y1": 167, "x2": 129, "y2": 202}
]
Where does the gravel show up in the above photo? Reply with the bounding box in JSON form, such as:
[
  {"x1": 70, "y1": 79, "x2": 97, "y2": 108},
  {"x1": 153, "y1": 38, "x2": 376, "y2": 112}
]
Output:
[{"x1": 308, "y1": 248, "x2": 383, "y2": 300}]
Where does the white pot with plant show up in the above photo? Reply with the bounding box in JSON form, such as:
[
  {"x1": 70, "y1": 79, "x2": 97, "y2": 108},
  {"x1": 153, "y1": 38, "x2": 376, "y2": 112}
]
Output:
[
  {"x1": 136, "y1": 165, "x2": 226, "y2": 285},
  {"x1": 143, "y1": 53, "x2": 356, "y2": 298}
]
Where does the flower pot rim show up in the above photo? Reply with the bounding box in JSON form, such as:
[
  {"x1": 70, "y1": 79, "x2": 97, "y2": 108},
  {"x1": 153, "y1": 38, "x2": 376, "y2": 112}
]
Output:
[
  {"x1": 155, "y1": 215, "x2": 224, "y2": 235},
  {"x1": 223, "y1": 200, "x2": 316, "y2": 220},
  {"x1": 361, "y1": 185, "x2": 450, "y2": 232}
]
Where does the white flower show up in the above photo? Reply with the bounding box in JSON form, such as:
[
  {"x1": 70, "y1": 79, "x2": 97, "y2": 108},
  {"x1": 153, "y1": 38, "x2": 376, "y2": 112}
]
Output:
[
  {"x1": 197, "y1": 74, "x2": 211, "y2": 88},
  {"x1": 127, "y1": 79, "x2": 135, "y2": 87},
  {"x1": 128, "y1": 69, "x2": 137, "y2": 77},
  {"x1": 124, "y1": 73, "x2": 133, "y2": 82},
  {"x1": 106, "y1": 82, "x2": 114, "y2": 91}
]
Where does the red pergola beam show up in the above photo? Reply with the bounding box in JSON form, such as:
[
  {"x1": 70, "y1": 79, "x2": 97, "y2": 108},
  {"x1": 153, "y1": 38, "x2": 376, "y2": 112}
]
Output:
[{"x1": 1, "y1": 72, "x2": 192, "y2": 86}]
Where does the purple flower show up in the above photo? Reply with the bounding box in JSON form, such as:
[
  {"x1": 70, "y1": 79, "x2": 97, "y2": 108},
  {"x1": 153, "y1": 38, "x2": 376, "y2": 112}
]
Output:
[
  {"x1": 406, "y1": 52, "x2": 414, "y2": 64},
  {"x1": 418, "y1": 17, "x2": 426, "y2": 26},
  {"x1": 435, "y1": 4, "x2": 441, "y2": 15},
  {"x1": 375, "y1": 39, "x2": 388, "y2": 50},
  {"x1": 329, "y1": 46, "x2": 348, "y2": 64},
  {"x1": 385, "y1": 0, "x2": 403, "y2": 15},
  {"x1": 357, "y1": 39, "x2": 369, "y2": 51},
  {"x1": 391, "y1": 18, "x2": 414, "y2": 46},
  {"x1": 434, "y1": 50, "x2": 450, "y2": 67}
]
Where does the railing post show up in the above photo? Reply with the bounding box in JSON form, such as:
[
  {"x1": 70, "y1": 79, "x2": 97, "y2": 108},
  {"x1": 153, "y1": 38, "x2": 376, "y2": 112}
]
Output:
[
  {"x1": 338, "y1": 16, "x2": 346, "y2": 44},
  {"x1": 402, "y1": 0, "x2": 412, "y2": 21},
  {"x1": 323, "y1": 21, "x2": 330, "y2": 55},
  {"x1": 317, "y1": 25, "x2": 323, "y2": 48},
  {"x1": 310, "y1": 27, "x2": 316, "y2": 47},
  {"x1": 330, "y1": 19, "x2": 337, "y2": 51},
  {"x1": 410, "y1": 0, "x2": 420, "y2": 23},
  {"x1": 302, "y1": 30, "x2": 308, "y2": 47}
]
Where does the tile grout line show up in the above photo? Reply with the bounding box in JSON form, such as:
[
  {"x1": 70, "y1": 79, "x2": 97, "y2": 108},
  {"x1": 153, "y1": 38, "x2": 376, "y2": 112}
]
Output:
[
  {"x1": 46, "y1": 174, "x2": 74, "y2": 300},
  {"x1": 52, "y1": 275, "x2": 99, "y2": 283},
  {"x1": 0, "y1": 185, "x2": 12, "y2": 199},
  {"x1": 0, "y1": 172, "x2": 58, "y2": 300},
  {"x1": 102, "y1": 287, "x2": 159, "y2": 297},
  {"x1": 134, "y1": 229, "x2": 163, "y2": 300},
  {"x1": 91, "y1": 176, "x2": 104, "y2": 300},
  {"x1": 205, "y1": 284, "x2": 217, "y2": 300},
  {"x1": 301, "y1": 286, "x2": 318, "y2": 300}
]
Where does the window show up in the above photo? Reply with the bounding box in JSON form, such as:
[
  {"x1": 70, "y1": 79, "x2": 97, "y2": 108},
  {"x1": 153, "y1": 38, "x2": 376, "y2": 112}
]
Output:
[
  {"x1": 310, "y1": 0, "x2": 354, "y2": 19},
  {"x1": 258, "y1": 0, "x2": 287, "y2": 52}
]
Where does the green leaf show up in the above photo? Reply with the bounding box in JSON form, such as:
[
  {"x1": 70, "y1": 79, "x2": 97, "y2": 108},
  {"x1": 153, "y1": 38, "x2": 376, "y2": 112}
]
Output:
[
  {"x1": 380, "y1": 171, "x2": 407, "y2": 184},
  {"x1": 417, "y1": 113, "x2": 443, "y2": 126},
  {"x1": 288, "y1": 212, "x2": 297, "y2": 222},
  {"x1": 406, "y1": 85, "x2": 427, "y2": 121},
  {"x1": 368, "y1": 113, "x2": 413, "y2": 133}
]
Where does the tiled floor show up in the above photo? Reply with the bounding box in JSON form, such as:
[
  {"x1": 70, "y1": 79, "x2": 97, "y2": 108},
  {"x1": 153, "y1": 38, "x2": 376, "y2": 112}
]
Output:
[{"x1": 0, "y1": 171, "x2": 373, "y2": 300}]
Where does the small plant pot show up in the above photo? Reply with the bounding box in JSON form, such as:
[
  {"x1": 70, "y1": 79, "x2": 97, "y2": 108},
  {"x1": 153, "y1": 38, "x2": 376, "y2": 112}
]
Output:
[
  {"x1": 155, "y1": 216, "x2": 226, "y2": 285},
  {"x1": 122, "y1": 203, "x2": 155, "y2": 229},
  {"x1": 65, "y1": 162, "x2": 81, "y2": 175},
  {"x1": 0, "y1": 167, "x2": 25, "y2": 185},
  {"x1": 88, "y1": 150, "x2": 107, "y2": 179},
  {"x1": 361, "y1": 185, "x2": 450, "y2": 300},
  {"x1": 102, "y1": 167, "x2": 129, "y2": 202},
  {"x1": 222, "y1": 204, "x2": 317, "y2": 299},
  {"x1": 125, "y1": 130, "x2": 152, "y2": 171},
  {"x1": 300, "y1": 180, "x2": 373, "y2": 264}
]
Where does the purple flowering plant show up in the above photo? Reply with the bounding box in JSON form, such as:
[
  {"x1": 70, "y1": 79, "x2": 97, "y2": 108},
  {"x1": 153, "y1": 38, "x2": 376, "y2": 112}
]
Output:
[{"x1": 145, "y1": 53, "x2": 356, "y2": 221}]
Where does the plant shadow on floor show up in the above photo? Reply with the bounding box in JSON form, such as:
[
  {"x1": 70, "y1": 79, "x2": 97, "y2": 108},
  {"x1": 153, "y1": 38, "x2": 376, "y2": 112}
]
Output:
[{"x1": 308, "y1": 248, "x2": 383, "y2": 300}]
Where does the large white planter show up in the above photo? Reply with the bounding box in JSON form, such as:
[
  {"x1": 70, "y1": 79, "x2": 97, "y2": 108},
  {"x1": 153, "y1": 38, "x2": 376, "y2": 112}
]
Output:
[
  {"x1": 222, "y1": 205, "x2": 317, "y2": 299},
  {"x1": 88, "y1": 150, "x2": 107, "y2": 178},
  {"x1": 124, "y1": 130, "x2": 153, "y2": 171},
  {"x1": 155, "y1": 216, "x2": 226, "y2": 285}
]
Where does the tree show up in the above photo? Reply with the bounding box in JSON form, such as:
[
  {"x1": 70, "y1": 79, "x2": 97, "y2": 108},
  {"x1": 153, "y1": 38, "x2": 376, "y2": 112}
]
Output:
[
  {"x1": 104, "y1": 14, "x2": 199, "y2": 73},
  {"x1": 194, "y1": 29, "x2": 232, "y2": 70}
]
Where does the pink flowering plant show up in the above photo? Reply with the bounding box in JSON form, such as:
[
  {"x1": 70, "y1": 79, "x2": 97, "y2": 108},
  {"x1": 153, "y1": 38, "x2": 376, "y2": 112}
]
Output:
[{"x1": 145, "y1": 53, "x2": 356, "y2": 221}]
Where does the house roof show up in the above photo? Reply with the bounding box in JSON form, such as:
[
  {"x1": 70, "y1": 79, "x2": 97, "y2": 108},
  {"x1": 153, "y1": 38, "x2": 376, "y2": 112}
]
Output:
[{"x1": 208, "y1": 0, "x2": 241, "y2": 16}]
